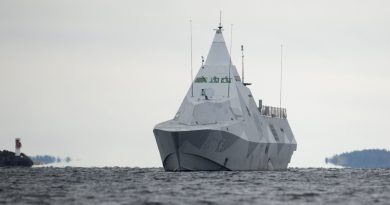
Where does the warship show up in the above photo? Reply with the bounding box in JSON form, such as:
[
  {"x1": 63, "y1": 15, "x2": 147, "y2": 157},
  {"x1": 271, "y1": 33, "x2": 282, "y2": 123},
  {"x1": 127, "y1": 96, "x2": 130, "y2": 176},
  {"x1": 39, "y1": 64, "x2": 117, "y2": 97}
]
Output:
[{"x1": 154, "y1": 21, "x2": 297, "y2": 171}]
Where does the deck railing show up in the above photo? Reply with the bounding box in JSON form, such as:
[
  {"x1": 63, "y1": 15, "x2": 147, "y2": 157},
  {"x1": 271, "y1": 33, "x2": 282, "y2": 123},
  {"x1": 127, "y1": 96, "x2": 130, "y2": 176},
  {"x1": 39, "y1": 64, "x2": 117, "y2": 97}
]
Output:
[{"x1": 259, "y1": 105, "x2": 287, "y2": 119}]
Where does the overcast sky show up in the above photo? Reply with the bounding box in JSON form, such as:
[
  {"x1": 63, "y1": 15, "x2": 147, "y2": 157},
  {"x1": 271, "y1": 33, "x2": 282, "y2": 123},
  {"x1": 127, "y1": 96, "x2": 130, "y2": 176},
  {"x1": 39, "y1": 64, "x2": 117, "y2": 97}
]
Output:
[{"x1": 1, "y1": 0, "x2": 389, "y2": 167}]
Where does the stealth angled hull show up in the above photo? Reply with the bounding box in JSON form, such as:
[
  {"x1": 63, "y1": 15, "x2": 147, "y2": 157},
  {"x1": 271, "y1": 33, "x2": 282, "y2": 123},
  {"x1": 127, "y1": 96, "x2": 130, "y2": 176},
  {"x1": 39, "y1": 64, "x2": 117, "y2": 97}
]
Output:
[
  {"x1": 154, "y1": 116, "x2": 296, "y2": 171},
  {"x1": 154, "y1": 23, "x2": 297, "y2": 171}
]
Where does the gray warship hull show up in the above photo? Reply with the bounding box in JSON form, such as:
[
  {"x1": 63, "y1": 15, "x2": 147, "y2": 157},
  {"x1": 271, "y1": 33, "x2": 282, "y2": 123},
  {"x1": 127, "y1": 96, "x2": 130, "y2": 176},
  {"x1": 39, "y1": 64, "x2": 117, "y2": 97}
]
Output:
[
  {"x1": 153, "y1": 23, "x2": 297, "y2": 171},
  {"x1": 154, "y1": 116, "x2": 296, "y2": 171}
]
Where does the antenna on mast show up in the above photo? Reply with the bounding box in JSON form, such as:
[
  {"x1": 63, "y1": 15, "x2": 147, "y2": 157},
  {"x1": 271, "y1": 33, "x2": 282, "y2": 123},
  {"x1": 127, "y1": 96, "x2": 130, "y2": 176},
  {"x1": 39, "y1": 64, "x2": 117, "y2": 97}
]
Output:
[
  {"x1": 279, "y1": 44, "x2": 283, "y2": 112},
  {"x1": 190, "y1": 19, "x2": 193, "y2": 97},
  {"x1": 201, "y1": 56, "x2": 204, "y2": 68},
  {"x1": 228, "y1": 24, "x2": 233, "y2": 97},
  {"x1": 219, "y1": 11, "x2": 222, "y2": 29},
  {"x1": 241, "y1": 45, "x2": 244, "y2": 84}
]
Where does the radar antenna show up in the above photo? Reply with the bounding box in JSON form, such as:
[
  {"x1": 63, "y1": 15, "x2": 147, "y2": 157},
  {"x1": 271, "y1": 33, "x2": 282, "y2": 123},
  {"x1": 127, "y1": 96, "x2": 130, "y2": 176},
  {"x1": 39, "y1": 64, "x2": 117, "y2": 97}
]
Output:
[{"x1": 219, "y1": 11, "x2": 222, "y2": 29}]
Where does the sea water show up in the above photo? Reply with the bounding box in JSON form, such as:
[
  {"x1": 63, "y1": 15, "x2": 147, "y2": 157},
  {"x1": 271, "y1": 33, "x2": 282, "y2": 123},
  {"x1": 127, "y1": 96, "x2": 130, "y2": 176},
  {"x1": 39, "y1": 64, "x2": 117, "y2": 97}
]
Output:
[{"x1": 0, "y1": 167, "x2": 389, "y2": 204}]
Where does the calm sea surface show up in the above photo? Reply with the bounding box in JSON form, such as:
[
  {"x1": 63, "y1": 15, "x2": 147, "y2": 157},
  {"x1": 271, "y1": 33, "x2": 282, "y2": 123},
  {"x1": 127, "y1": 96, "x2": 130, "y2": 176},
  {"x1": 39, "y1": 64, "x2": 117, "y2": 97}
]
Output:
[{"x1": 0, "y1": 167, "x2": 389, "y2": 204}]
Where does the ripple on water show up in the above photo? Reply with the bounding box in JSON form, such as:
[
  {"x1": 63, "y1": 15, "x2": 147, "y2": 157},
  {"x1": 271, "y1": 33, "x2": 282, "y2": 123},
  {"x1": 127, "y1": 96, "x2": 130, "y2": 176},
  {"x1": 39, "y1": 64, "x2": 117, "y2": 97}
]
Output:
[{"x1": 0, "y1": 168, "x2": 390, "y2": 204}]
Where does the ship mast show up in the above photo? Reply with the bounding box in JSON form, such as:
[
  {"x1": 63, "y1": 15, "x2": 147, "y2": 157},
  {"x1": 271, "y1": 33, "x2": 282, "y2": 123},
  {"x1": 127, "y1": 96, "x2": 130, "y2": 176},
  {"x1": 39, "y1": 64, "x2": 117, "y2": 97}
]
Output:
[
  {"x1": 190, "y1": 19, "x2": 194, "y2": 97},
  {"x1": 241, "y1": 45, "x2": 244, "y2": 84},
  {"x1": 228, "y1": 24, "x2": 233, "y2": 97},
  {"x1": 218, "y1": 11, "x2": 222, "y2": 30},
  {"x1": 279, "y1": 44, "x2": 283, "y2": 116}
]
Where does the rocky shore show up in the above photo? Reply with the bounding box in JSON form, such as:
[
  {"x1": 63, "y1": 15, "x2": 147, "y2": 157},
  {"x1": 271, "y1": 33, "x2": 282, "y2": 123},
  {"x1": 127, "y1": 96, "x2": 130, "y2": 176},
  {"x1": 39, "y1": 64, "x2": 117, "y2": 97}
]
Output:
[{"x1": 0, "y1": 150, "x2": 33, "y2": 167}]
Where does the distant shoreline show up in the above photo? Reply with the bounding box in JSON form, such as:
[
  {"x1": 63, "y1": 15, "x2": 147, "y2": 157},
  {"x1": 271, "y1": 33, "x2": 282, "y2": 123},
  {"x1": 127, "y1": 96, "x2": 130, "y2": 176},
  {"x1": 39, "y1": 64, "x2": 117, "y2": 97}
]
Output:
[{"x1": 326, "y1": 149, "x2": 390, "y2": 168}]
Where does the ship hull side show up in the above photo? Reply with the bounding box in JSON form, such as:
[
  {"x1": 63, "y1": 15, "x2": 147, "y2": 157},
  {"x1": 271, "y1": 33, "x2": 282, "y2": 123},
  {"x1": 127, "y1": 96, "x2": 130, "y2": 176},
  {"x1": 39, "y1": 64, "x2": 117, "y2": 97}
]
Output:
[{"x1": 154, "y1": 129, "x2": 296, "y2": 171}]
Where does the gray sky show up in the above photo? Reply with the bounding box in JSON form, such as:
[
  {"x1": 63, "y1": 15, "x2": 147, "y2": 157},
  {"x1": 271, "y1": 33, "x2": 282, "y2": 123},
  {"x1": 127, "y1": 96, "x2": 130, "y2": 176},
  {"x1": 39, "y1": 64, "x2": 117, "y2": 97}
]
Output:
[{"x1": 1, "y1": 0, "x2": 389, "y2": 167}]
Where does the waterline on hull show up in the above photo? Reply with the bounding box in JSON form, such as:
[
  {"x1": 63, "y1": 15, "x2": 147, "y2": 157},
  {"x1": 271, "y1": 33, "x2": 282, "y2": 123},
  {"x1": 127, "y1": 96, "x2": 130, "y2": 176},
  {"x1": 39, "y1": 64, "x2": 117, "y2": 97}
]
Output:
[{"x1": 154, "y1": 129, "x2": 295, "y2": 171}]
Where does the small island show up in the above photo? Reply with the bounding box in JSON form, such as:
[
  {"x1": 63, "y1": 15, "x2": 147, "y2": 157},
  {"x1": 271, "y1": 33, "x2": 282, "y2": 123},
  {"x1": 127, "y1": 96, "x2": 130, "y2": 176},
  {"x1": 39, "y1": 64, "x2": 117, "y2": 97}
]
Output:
[
  {"x1": 30, "y1": 155, "x2": 72, "y2": 165},
  {"x1": 0, "y1": 150, "x2": 33, "y2": 167},
  {"x1": 326, "y1": 149, "x2": 390, "y2": 168}
]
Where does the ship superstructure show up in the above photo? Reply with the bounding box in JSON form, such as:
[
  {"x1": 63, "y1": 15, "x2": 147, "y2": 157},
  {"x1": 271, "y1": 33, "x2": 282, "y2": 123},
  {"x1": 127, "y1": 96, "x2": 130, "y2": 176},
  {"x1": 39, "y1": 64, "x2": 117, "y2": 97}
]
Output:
[{"x1": 153, "y1": 23, "x2": 297, "y2": 171}]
